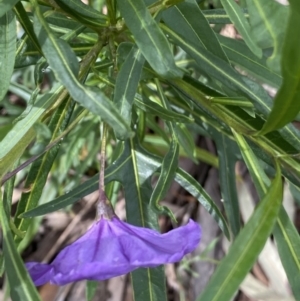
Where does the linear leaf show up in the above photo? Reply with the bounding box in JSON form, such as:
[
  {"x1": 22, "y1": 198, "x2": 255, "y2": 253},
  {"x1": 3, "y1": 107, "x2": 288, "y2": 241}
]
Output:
[
  {"x1": 14, "y1": 99, "x2": 73, "y2": 242},
  {"x1": 173, "y1": 79, "x2": 300, "y2": 188},
  {"x1": 0, "y1": 10, "x2": 16, "y2": 102},
  {"x1": 245, "y1": 0, "x2": 289, "y2": 72},
  {"x1": 143, "y1": 135, "x2": 219, "y2": 168},
  {"x1": 134, "y1": 94, "x2": 194, "y2": 123},
  {"x1": 31, "y1": 2, "x2": 132, "y2": 139},
  {"x1": 86, "y1": 281, "x2": 98, "y2": 301},
  {"x1": 44, "y1": 12, "x2": 85, "y2": 31},
  {"x1": 136, "y1": 139, "x2": 229, "y2": 238},
  {"x1": 174, "y1": 168, "x2": 230, "y2": 240},
  {"x1": 55, "y1": 0, "x2": 107, "y2": 20},
  {"x1": 165, "y1": 34, "x2": 300, "y2": 154},
  {"x1": 161, "y1": 24, "x2": 273, "y2": 117},
  {"x1": 0, "y1": 86, "x2": 63, "y2": 179},
  {"x1": 233, "y1": 130, "x2": 300, "y2": 300},
  {"x1": 55, "y1": 0, "x2": 108, "y2": 28},
  {"x1": 13, "y1": 2, "x2": 42, "y2": 55},
  {"x1": 212, "y1": 128, "x2": 241, "y2": 237},
  {"x1": 198, "y1": 161, "x2": 282, "y2": 301},
  {"x1": 122, "y1": 140, "x2": 168, "y2": 301},
  {"x1": 114, "y1": 45, "x2": 145, "y2": 133},
  {"x1": 218, "y1": 35, "x2": 282, "y2": 88},
  {"x1": 0, "y1": 175, "x2": 16, "y2": 275},
  {"x1": 260, "y1": 7, "x2": 300, "y2": 134},
  {"x1": 203, "y1": 8, "x2": 248, "y2": 24},
  {"x1": 174, "y1": 123, "x2": 196, "y2": 160},
  {"x1": 93, "y1": 71, "x2": 194, "y2": 123},
  {"x1": 273, "y1": 207, "x2": 300, "y2": 300},
  {"x1": 0, "y1": 194, "x2": 41, "y2": 301},
  {"x1": 150, "y1": 79, "x2": 179, "y2": 217},
  {"x1": 232, "y1": 130, "x2": 270, "y2": 197},
  {"x1": 162, "y1": 0, "x2": 229, "y2": 62},
  {"x1": 116, "y1": 0, "x2": 182, "y2": 78},
  {"x1": 221, "y1": 0, "x2": 262, "y2": 58},
  {"x1": 149, "y1": 139, "x2": 179, "y2": 213}
]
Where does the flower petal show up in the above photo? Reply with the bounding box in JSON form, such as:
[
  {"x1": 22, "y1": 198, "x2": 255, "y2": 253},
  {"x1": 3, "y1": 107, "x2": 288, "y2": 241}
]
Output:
[
  {"x1": 26, "y1": 262, "x2": 53, "y2": 286},
  {"x1": 26, "y1": 218, "x2": 201, "y2": 286}
]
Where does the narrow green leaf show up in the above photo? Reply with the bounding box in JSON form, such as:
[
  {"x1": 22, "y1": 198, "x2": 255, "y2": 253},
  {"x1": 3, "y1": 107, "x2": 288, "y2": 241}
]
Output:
[
  {"x1": 55, "y1": 0, "x2": 108, "y2": 28},
  {"x1": 203, "y1": 8, "x2": 249, "y2": 24},
  {"x1": 0, "y1": 0, "x2": 19, "y2": 18},
  {"x1": 220, "y1": 0, "x2": 262, "y2": 58},
  {"x1": 143, "y1": 135, "x2": 219, "y2": 168},
  {"x1": 232, "y1": 130, "x2": 270, "y2": 197},
  {"x1": 13, "y1": 2, "x2": 42, "y2": 55},
  {"x1": 171, "y1": 74, "x2": 300, "y2": 162},
  {"x1": 273, "y1": 207, "x2": 300, "y2": 300},
  {"x1": 173, "y1": 80, "x2": 300, "y2": 188},
  {"x1": 0, "y1": 193, "x2": 42, "y2": 301},
  {"x1": 134, "y1": 94, "x2": 194, "y2": 123},
  {"x1": 212, "y1": 129, "x2": 241, "y2": 237},
  {"x1": 56, "y1": 0, "x2": 107, "y2": 20},
  {"x1": 0, "y1": 173, "x2": 17, "y2": 275},
  {"x1": 0, "y1": 86, "x2": 63, "y2": 178},
  {"x1": 150, "y1": 139, "x2": 179, "y2": 214},
  {"x1": 170, "y1": 77, "x2": 255, "y2": 134},
  {"x1": 245, "y1": 0, "x2": 289, "y2": 72},
  {"x1": 161, "y1": 24, "x2": 273, "y2": 118},
  {"x1": 14, "y1": 99, "x2": 74, "y2": 241},
  {"x1": 174, "y1": 168, "x2": 230, "y2": 240},
  {"x1": 31, "y1": 2, "x2": 133, "y2": 139},
  {"x1": 86, "y1": 281, "x2": 98, "y2": 301},
  {"x1": 174, "y1": 123, "x2": 196, "y2": 161},
  {"x1": 114, "y1": 45, "x2": 145, "y2": 133},
  {"x1": 116, "y1": 0, "x2": 182, "y2": 78},
  {"x1": 44, "y1": 12, "x2": 85, "y2": 31},
  {"x1": 136, "y1": 127, "x2": 229, "y2": 239},
  {"x1": 198, "y1": 161, "x2": 282, "y2": 301},
  {"x1": 123, "y1": 139, "x2": 168, "y2": 301},
  {"x1": 57, "y1": 117, "x2": 99, "y2": 179},
  {"x1": 162, "y1": 0, "x2": 229, "y2": 62},
  {"x1": 147, "y1": 118, "x2": 171, "y2": 145},
  {"x1": 233, "y1": 130, "x2": 300, "y2": 300},
  {"x1": 218, "y1": 35, "x2": 282, "y2": 88},
  {"x1": 0, "y1": 10, "x2": 16, "y2": 102},
  {"x1": 34, "y1": 11, "x2": 79, "y2": 76},
  {"x1": 3, "y1": 166, "x2": 16, "y2": 218},
  {"x1": 93, "y1": 71, "x2": 194, "y2": 123},
  {"x1": 150, "y1": 79, "x2": 179, "y2": 218},
  {"x1": 260, "y1": 7, "x2": 300, "y2": 134}
]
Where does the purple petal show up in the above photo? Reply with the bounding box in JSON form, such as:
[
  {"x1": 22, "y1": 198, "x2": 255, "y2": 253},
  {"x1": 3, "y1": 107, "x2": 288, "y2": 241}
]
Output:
[
  {"x1": 26, "y1": 218, "x2": 201, "y2": 286},
  {"x1": 26, "y1": 263, "x2": 53, "y2": 286}
]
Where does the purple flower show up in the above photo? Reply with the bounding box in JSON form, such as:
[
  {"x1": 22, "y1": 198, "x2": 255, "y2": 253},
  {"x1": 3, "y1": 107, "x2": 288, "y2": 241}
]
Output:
[{"x1": 26, "y1": 217, "x2": 201, "y2": 286}]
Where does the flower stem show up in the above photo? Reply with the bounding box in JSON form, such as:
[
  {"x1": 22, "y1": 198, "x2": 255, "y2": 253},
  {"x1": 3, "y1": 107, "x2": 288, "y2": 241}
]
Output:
[
  {"x1": 97, "y1": 123, "x2": 115, "y2": 219},
  {"x1": 99, "y1": 122, "x2": 107, "y2": 200}
]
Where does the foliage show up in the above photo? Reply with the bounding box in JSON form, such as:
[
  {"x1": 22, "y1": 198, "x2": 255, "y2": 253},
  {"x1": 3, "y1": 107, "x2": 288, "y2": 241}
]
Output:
[{"x1": 0, "y1": 0, "x2": 300, "y2": 300}]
